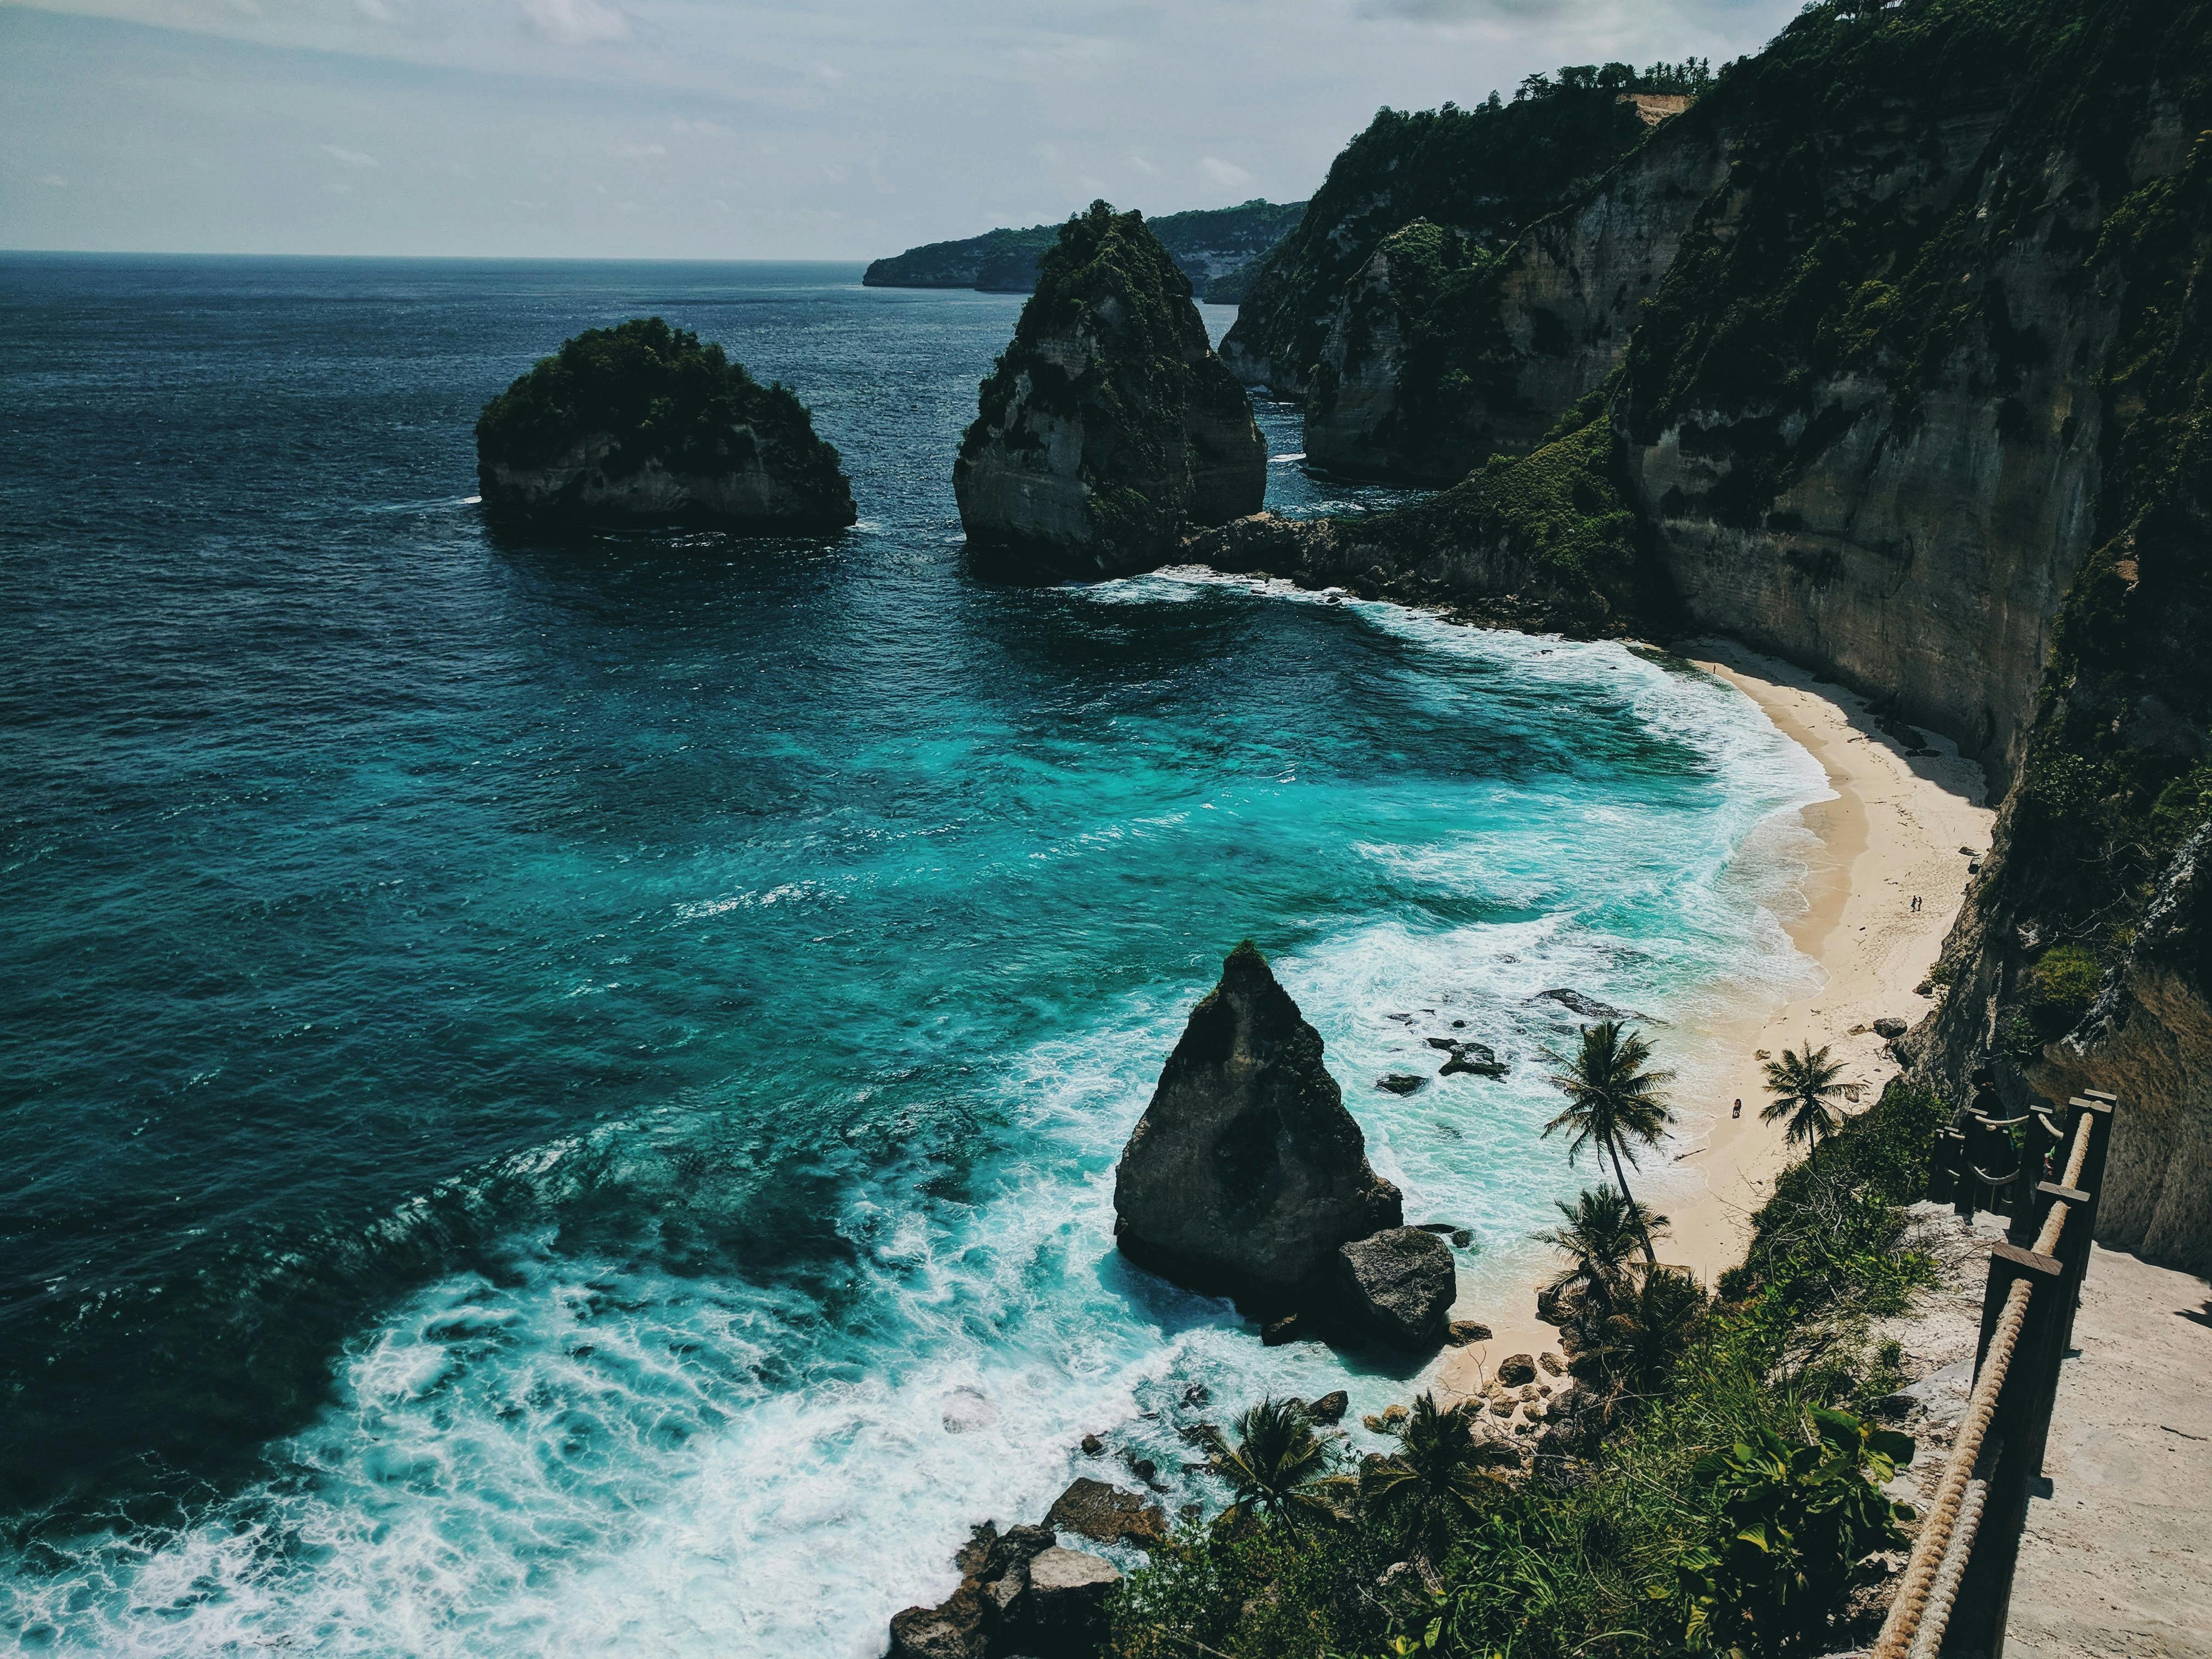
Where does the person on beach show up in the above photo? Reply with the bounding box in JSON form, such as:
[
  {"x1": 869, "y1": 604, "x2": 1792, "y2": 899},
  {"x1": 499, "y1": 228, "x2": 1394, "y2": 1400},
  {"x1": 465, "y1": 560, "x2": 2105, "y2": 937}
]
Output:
[{"x1": 1732, "y1": 1098, "x2": 1742, "y2": 1119}]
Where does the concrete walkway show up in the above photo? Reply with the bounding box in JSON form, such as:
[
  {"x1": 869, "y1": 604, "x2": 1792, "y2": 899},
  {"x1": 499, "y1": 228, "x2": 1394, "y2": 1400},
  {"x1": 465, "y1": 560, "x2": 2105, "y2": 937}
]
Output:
[{"x1": 2005, "y1": 1243, "x2": 2212, "y2": 1659}]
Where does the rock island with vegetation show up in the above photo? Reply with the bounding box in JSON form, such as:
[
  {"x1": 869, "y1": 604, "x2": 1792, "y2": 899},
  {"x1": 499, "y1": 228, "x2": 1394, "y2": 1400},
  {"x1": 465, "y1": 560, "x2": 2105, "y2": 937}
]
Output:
[
  {"x1": 475, "y1": 317, "x2": 857, "y2": 532},
  {"x1": 954, "y1": 202, "x2": 1266, "y2": 576}
]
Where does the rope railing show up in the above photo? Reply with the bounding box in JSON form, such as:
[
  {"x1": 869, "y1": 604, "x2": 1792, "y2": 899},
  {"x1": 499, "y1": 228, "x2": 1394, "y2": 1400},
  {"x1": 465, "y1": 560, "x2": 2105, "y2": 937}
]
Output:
[{"x1": 1869, "y1": 1090, "x2": 2115, "y2": 1659}]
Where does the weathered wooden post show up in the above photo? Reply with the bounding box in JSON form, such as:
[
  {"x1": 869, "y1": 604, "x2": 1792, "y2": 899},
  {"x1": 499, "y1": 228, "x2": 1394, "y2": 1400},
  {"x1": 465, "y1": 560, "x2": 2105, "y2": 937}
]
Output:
[{"x1": 1943, "y1": 1242, "x2": 2066, "y2": 1659}]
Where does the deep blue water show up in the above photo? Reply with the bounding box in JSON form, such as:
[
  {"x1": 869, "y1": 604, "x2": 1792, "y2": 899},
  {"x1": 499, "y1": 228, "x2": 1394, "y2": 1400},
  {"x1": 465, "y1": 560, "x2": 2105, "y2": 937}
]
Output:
[{"x1": 0, "y1": 256, "x2": 1826, "y2": 1655}]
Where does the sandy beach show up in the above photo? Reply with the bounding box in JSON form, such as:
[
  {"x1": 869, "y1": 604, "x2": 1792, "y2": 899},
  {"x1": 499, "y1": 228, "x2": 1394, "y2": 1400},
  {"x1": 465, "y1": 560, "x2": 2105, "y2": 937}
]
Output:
[{"x1": 1434, "y1": 638, "x2": 1995, "y2": 1402}]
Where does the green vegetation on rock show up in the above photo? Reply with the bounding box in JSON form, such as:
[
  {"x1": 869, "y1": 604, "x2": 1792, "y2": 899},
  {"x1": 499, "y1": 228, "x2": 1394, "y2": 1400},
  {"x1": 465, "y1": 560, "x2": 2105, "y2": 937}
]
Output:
[
  {"x1": 474, "y1": 317, "x2": 854, "y2": 528},
  {"x1": 1221, "y1": 67, "x2": 1683, "y2": 396}
]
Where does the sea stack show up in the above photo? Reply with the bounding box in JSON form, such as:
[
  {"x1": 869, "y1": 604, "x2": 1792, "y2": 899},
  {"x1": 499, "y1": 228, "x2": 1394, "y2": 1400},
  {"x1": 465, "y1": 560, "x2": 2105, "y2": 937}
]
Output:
[
  {"x1": 1113, "y1": 942, "x2": 1404, "y2": 1315},
  {"x1": 953, "y1": 201, "x2": 1267, "y2": 577},
  {"x1": 475, "y1": 317, "x2": 857, "y2": 532}
]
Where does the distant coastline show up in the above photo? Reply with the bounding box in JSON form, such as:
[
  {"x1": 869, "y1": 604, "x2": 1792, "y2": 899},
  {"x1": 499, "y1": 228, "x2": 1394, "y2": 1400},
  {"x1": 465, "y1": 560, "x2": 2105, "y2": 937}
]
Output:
[{"x1": 862, "y1": 198, "x2": 1306, "y2": 302}]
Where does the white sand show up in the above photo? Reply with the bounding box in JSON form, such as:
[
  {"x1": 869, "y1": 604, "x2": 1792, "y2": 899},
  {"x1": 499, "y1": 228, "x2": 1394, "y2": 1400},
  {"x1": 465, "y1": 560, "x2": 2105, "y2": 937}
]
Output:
[{"x1": 1432, "y1": 639, "x2": 1995, "y2": 1402}]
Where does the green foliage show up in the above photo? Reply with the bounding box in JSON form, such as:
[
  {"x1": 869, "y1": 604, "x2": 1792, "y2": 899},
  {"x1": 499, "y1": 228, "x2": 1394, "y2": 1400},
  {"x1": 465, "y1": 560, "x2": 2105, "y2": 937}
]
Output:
[
  {"x1": 1534, "y1": 1185, "x2": 1669, "y2": 1317},
  {"x1": 1195, "y1": 1397, "x2": 1353, "y2": 1538},
  {"x1": 1759, "y1": 1042, "x2": 1848, "y2": 1153},
  {"x1": 1359, "y1": 1395, "x2": 1510, "y2": 1564},
  {"x1": 1468, "y1": 398, "x2": 1646, "y2": 579},
  {"x1": 1577, "y1": 1268, "x2": 1710, "y2": 1402},
  {"x1": 1307, "y1": 218, "x2": 1515, "y2": 477},
  {"x1": 1224, "y1": 79, "x2": 1651, "y2": 390},
  {"x1": 1663, "y1": 1407, "x2": 1915, "y2": 1658},
  {"x1": 474, "y1": 317, "x2": 843, "y2": 493}
]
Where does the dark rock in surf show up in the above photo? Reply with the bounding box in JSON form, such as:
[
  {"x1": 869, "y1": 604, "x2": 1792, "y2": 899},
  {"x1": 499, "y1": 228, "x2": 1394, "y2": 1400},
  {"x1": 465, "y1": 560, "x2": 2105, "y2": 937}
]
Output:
[
  {"x1": 1376, "y1": 1073, "x2": 1429, "y2": 1095},
  {"x1": 476, "y1": 317, "x2": 855, "y2": 532},
  {"x1": 1045, "y1": 1478, "x2": 1167, "y2": 1550},
  {"x1": 954, "y1": 201, "x2": 1266, "y2": 577},
  {"x1": 1334, "y1": 1227, "x2": 1456, "y2": 1349},
  {"x1": 1533, "y1": 988, "x2": 1655, "y2": 1024},
  {"x1": 1113, "y1": 941, "x2": 1402, "y2": 1313}
]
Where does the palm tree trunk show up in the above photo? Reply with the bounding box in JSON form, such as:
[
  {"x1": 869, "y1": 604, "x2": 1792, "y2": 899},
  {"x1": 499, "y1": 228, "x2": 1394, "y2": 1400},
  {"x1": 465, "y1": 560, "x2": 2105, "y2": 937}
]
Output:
[{"x1": 1607, "y1": 1135, "x2": 1658, "y2": 1264}]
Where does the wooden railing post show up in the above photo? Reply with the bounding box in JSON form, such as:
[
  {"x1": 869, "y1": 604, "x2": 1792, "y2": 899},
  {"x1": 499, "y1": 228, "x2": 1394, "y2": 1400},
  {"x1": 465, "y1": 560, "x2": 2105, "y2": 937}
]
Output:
[{"x1": 1945, "y1": 1243, "x2": 2066, "y2": 1659}]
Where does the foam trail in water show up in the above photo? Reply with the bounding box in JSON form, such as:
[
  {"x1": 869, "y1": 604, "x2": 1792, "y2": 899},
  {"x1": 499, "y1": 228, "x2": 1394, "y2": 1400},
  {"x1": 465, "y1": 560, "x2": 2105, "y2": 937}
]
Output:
[{"x1": 1, "y1": 589, "x2": 1833, "y2": 1658}]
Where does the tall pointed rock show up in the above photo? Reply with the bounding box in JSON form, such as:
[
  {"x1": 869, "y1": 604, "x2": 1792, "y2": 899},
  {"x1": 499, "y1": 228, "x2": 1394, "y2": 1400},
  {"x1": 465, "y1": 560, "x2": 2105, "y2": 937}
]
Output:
[
  {"x1": 1114, "y1": 941, "x2": 1401, "y2": 1312},
  {"x1": 953, "y1": 201, "x2": 1266, "y2": 578}
]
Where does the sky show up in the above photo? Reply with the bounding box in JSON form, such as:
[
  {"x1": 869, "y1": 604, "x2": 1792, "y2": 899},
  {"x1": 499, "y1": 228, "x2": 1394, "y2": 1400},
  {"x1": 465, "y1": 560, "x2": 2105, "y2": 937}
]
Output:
[{"x1": 1, "y1": 0, "x2": 1804, "y2": 259}]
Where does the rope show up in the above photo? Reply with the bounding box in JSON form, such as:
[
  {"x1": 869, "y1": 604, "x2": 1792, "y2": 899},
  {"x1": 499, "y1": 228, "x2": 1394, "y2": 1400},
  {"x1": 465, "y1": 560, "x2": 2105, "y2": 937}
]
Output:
[
  {"x1": 1869, "y1": 1108, "x2": 2092, "y2": 1659},
  {"x1": 1906, "y1": 1474, "x2": 1991, "y2": 1659}
]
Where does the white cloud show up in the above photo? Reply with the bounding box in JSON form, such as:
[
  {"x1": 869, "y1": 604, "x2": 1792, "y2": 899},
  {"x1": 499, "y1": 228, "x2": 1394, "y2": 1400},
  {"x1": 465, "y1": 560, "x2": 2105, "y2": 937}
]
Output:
[
  {"x1": 518, "y1": 0, "x2": 629, "y2": 47},
  {"x1": 614, "y1": 141, "x2": 667, "y2": 157},
  {"x1": 37, "y1": 173, "x2": 69, "y2": 188},
  {"x1": 1200, "y1": 156, "x2": 1251, "y2": 189},
  {"x1": 1127, "y1": 151, "x2": 1159, "y2": 176},
  {"x1": 321, "y1": 144, "x2": 378, "y2": 167},
  {"x1": 354, "y1": 0, "x2": 394, "y2": 21}
]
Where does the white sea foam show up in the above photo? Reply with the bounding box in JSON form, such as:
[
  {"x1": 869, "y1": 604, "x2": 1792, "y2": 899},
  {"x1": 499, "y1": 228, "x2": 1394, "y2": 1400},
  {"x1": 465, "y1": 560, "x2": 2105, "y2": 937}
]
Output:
[{"x1": 5, "y1": 578, "x2": 1841, "y2": 1657}]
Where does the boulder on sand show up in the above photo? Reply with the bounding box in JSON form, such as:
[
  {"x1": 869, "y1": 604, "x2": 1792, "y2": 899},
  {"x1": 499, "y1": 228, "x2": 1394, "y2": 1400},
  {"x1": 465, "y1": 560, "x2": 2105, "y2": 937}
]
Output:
[
  {"x1": 1497, "y1": 1353, "x2": 1538, "y2": 1386},
  {"x1": 1335, "y1": 1227, "x2": 1456, "y2": 1349},
  {"x1": 476, "y1": 317, "x2": 856, "y2": 532},
  {"x1": 1114, "y1": 941, "x2": 1402, "y2": 1312}
]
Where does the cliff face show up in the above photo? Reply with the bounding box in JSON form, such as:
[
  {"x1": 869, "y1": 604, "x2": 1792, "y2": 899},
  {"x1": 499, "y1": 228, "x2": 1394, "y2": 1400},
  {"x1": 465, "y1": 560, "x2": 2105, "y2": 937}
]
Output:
[
  {"x1": 1193, "y1": 0, "x2": 2212, "y2": 1272},
  {"x1": 955, "y1": 202, "x2": 1266, "y2": 576},
  {"x1": 476, "y1": 318, "x2": 856, "y2": 532},
  {"x1": 1220, "y1": 83, "x2": 1656, "y2": 400}
]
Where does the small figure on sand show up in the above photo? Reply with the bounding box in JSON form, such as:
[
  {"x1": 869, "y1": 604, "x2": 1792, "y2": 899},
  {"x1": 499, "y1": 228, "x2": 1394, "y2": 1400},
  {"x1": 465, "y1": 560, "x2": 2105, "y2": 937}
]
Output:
[
  {"x1": 1732, "y1": 1098, "x2": 1742, "y2": 1119},
  {"x1": 1910, "y1": 894, "x2": 1922, "y2": 912}
]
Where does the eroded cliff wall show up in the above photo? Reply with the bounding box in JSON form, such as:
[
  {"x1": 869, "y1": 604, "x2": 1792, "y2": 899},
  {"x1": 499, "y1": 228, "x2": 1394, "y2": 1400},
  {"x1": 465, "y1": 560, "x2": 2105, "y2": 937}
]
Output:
[{"x1": 1197, "y1": 0, "x2": 2212, "y2": 1271}]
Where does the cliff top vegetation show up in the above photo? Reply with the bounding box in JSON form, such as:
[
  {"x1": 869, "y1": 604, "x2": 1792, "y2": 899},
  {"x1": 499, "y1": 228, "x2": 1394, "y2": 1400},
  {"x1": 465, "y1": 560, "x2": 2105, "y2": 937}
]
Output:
[
  {"x1": 1222, "y1": 62, "x2": 1700, "y2": 392},
  {"x1": 475, "y1": 317, "x2": 843, "y2": 487}
]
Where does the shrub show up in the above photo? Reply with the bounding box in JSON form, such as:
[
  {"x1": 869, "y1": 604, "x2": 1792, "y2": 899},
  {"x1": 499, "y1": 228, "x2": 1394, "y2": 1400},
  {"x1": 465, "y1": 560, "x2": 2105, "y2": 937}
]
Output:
[
  {"x1": 1663, "y1": 1406, "x2": 1916, "y2": 1657},
  {"x1": 2026, "y1": 943, "x2": 2102, "y2": 1028}
]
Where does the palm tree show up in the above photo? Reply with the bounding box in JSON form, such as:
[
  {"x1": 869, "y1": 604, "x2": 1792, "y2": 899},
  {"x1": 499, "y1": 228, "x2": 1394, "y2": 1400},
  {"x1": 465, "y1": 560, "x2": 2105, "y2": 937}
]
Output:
[
  {"x1": 1543, "y1": 1022, "x2": 1676, "y2": 1262},
  {"x1": 1761, "y1": 1041, "x2": 1848, "y2": 1154},
  {"x1": 1195, "y1": 1397, "x2": 1351, "y2": 1538},
  {"x1": 1357, "y1": 1393, "x2": 1506, "y2": 1565},
  {"x1": 1579, "y1": 1267, "x2": 1707, "y2": 1402},
  {"x1": 1534, "y1": 1185, "x2": 1671, "y2": 1319}
]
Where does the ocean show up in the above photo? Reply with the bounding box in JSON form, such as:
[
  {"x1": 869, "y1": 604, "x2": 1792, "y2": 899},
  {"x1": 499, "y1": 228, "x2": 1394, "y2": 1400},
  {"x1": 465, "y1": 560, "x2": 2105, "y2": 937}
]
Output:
[{"x1": 0, "y1": 255, "x2": 1828, "y2": 1654}]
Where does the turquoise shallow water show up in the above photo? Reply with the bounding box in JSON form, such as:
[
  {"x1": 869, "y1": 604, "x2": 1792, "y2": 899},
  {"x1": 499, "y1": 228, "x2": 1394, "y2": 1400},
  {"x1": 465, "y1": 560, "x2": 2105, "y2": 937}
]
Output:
[{"x1": 0, "y1": 256, "x2": 1826, "y2": 1654}]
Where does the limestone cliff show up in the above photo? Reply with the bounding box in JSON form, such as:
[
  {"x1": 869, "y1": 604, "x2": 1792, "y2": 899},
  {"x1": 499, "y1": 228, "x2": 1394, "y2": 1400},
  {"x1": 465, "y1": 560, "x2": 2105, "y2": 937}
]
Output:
[
  {"x1": 954, "y1": 202, "x2": 1266, "y2": 577},
  {"x1": 1220, "y1": 70, "x2": 1691, "y2": 402},
  {"x1": 1192, "y1": 0, "x2": 2212, "y2": 1272},
  {"x1": 475, "y1": 318, "x2": 856, "y2": 533}
]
